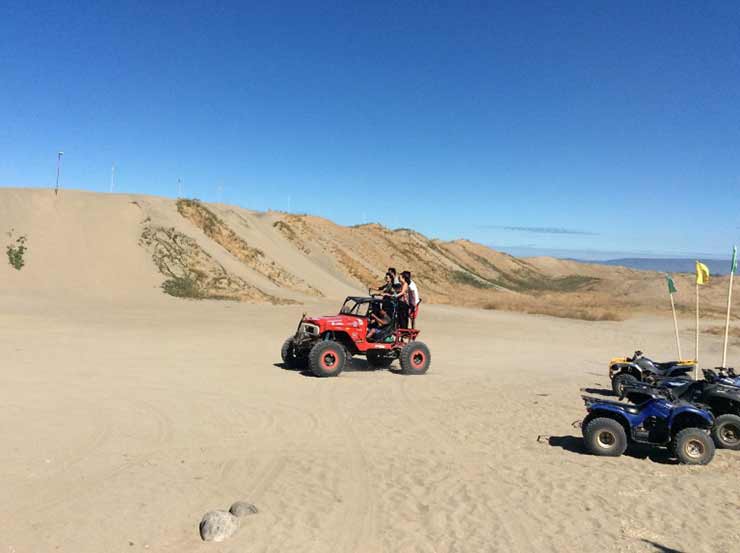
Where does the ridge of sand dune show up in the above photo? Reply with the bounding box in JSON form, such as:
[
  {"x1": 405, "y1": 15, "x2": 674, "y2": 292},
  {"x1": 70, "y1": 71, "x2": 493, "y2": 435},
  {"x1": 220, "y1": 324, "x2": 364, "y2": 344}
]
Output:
[{"x1": 0, "y1": 187, "x2": 733, "y2": 320}]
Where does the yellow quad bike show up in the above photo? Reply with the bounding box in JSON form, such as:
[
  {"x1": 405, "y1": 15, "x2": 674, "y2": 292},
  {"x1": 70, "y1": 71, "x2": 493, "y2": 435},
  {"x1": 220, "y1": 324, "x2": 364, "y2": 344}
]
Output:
[{"x1": 608, "y1": 350, "x2": 695, "y2": 396}]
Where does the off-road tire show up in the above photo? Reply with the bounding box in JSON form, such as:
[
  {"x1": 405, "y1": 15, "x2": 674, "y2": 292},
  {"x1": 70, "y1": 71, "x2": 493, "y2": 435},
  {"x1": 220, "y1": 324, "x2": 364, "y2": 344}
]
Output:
[
  {"x1": 308, "y1": 340, "x2": 347, "y2": 378},
  {"x1": 399, "y1": 342, "x2": 431, "y2": 375},
  {"x1": 366, "y1": 350, "x2": 394, "y2": 369},
  {"x1": 611, "y1": 373, "x2": 639, "y2": 397},
  {"x1": 583, "y1": 417, "x2": 627, "y2": 457},
  {"x1": 672, "y1": 428, "x2": 715, "y2": 465},
  {"x1": 281, "y1": 336, "x2": 307, "y2": 370},
  {"x1": 711, "y1": 414, "x2": 740, "y2": 450}
]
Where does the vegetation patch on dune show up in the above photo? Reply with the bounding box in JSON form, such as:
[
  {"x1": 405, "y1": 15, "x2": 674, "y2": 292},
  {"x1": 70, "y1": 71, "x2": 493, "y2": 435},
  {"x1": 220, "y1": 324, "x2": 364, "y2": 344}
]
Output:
[
  {"x1": 484, "y1": 296, "x2": 624, "y2": 322},
  {"x1": 140, "y1": 225, "x2": 292, "y2": 303},
  {"x1": 273, "y1": 220, "x2": 311, "y2": 254},
  {"x1": 5, "y1": 231, "x2": 27, "y2": 271},
  {"x1": 177, "y1": 200, "x2": 322, "y2": 296},
  {"x1": 451, "y1": 270, "x2": 497, "y2": 289}
]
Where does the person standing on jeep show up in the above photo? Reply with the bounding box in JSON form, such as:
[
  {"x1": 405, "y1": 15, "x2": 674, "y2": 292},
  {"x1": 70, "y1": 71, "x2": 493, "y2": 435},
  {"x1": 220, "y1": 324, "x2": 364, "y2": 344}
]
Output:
[
  {"x1": 371, "y1": 272, "x2": 394, "y2": 295},
  {"x1": 401, "y1": 271, "x2": 421, "y2": 328}
]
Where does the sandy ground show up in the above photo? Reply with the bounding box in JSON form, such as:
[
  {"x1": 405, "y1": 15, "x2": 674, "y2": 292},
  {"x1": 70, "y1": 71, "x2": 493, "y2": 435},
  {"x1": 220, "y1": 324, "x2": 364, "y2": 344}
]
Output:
[{"x1": 2, "y1": 295, "x2": 739, "y2": 553}]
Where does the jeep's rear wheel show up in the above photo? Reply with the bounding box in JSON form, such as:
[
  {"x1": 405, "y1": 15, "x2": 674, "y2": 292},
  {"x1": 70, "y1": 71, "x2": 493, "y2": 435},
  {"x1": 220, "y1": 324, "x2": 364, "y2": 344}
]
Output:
[
  {"x1": 399, "y1": 342, "x2": 431, "y2": 375},
  {"x1": 673, "y1": 428, "x2": 715, "y2": 465},
  {"x1": 309, "y1": 340, "x2": 347, "y2": 377},
  {"x1": 712, "y1": 414, "x2": 740, "y2": 450},
  {"x1": 366, "y1": 350, "x2": 394, "y2": 369},
  {"x1": 583, "y1": 417, "x2": 627, "y2": 457},
  {"x1": 611, "y1": 373, "x2": 638, "y2": 396}
]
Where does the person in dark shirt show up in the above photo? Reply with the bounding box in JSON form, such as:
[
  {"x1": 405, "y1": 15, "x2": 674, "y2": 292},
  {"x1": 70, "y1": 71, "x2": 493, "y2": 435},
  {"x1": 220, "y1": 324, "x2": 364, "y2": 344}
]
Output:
[
  {"x1": 367, "y1": 305, "x2": 392, "y2": 342},
  {"x1": 371, "y1": 272, "x2": 394, "y2": 295}
]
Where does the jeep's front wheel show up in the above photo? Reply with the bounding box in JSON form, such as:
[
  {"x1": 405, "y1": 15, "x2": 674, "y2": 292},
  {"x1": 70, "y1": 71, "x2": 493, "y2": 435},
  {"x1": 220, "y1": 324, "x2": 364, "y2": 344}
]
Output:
[
  {"x1": 399, "y1": 342, "x2": 431, "y2": 375},
  {"x1": 281, "y1": 336, "x2": 301, "y2": 369},
  {"x1": 712, "y1": 414, "x2": 740, "y2": 450},
  {"x1": 309, "y1": 341, "x2": 347, "y2": 377}
]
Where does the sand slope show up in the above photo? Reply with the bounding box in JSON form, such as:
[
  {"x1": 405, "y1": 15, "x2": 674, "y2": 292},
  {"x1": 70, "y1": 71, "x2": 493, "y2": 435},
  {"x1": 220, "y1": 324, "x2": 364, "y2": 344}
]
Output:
[{"x1": 1, "y1": 188, "x2": 733, "y2": 321}]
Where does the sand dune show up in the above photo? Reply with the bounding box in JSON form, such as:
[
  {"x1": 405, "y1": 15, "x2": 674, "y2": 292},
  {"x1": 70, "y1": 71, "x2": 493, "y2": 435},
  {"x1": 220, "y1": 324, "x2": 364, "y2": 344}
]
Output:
[{"x1": 0, "y1": 187, "x2": 733, "y2": 320}]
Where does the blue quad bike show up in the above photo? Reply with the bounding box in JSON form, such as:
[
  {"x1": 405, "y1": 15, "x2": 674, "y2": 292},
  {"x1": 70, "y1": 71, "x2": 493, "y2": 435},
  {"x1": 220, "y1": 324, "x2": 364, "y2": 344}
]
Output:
[{"x1": 581, "y1": 386, "x2": 716, "y2": 465}]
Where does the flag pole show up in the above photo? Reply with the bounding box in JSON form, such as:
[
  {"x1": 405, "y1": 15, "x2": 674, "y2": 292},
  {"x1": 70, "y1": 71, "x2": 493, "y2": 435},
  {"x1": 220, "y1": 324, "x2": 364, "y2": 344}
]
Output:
[
  {"x1": 670, "y1": 291, "x2": 682, "y2": 360},
  {"x1": 722, "y1": 246, "x2": 737, "y2": 368},
  {"x1": 695, "y1": 280, "x2": 699, "y2": 378}
]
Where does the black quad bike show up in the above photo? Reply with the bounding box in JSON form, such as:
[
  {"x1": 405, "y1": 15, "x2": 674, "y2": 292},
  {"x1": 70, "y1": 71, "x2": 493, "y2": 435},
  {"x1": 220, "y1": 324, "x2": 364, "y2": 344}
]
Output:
[
  {"x1": 609, "y1": 350, "x2": 695, "y2": 396},
  {"x1": 623, "y1": 369, "x2": 740, "y2": 450}
]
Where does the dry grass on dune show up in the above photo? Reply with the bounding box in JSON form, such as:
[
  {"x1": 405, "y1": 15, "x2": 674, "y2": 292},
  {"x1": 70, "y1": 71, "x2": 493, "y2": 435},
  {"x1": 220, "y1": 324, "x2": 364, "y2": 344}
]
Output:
[{"x1": 483, "y1": 292, "x2": 626, "y2": 322}]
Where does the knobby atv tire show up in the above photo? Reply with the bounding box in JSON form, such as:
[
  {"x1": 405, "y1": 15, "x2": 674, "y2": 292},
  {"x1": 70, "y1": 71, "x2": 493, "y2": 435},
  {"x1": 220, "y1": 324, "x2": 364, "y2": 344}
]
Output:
[
  {"x1": 583, "y1": 417, "x2": 627, "y2": 457},
  {"x1": 611, "y1": 373, "x2": 638, "y2": 397},
  {"x1": 672, "y1": 428, "x2": 715, "y2": 465},
  {"x1": 711, "y1": 414, "x2": 740, "y2": 450},
  {"x1": 309, "y1": 340, "x2": 347, "y2": 377},
  {"x1": 399, "y1": 341, "x2": 431, "y2": 375},
  {"x1": 366, "y1": 350, "x2": 394, "y2": 369}
]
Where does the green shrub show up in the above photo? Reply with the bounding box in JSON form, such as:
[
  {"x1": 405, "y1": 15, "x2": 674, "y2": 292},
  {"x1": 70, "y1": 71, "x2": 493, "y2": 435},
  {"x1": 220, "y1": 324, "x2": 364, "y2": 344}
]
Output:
[
  {"x1": 161, "y1": 276, "x2": 203, "y2": 299},
  {"x1": 6, "y1": 235, "x2": 27, "y2": 270}
]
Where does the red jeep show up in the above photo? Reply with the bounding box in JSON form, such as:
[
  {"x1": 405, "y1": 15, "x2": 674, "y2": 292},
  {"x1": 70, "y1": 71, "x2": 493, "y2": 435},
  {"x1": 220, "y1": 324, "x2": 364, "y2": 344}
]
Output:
[{"x1": 281, "y1": 296, "x2": 431, "y2": 377}]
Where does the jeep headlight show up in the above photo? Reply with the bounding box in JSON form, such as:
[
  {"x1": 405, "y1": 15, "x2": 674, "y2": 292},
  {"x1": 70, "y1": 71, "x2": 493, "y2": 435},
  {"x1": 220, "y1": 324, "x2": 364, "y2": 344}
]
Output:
[{"x1": 300, "y1": 323, "x2": 319, "y2": 336}]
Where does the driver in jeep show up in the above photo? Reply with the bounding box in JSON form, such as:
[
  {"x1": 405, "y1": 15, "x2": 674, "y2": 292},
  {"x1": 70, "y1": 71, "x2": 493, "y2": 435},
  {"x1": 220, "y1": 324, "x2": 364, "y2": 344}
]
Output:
[{"x1": 367, "y1": 303, "x2": 392, "y2": 342}]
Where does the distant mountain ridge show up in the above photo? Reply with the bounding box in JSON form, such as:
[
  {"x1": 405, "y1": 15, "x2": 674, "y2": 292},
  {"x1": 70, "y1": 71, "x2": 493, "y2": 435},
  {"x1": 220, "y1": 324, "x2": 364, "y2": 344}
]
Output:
[{"x1": 576, "y1": 258, "x2": 731, "y2": 276}]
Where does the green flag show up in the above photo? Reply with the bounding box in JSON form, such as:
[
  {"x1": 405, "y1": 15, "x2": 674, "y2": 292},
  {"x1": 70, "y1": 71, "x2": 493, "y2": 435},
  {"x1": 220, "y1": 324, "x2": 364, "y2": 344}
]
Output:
[
  {"x1": 666, "y1": 274, "x2": 677, "y2": 295},
  {"x1": 731, "y1": 246, "x2": 737, "y2": 275}
]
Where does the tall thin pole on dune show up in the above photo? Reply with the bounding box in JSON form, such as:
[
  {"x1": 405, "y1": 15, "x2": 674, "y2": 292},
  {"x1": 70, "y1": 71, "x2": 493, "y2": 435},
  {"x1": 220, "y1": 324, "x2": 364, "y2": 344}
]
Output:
[
  {"x1": 694, "y1": 260, "x2": 710, "y2": 378},
  {"x1": 54, "y1": 151, "x2": 64, "y2": 195},
  {"x1": 722, "y1": 246, "x2": 737, "y2": 368},
  {"x1": 110, "y1": 163, "x2": 116, "y2": 193},
  {"x1": 695, "y1": 280, "x2": 699, "y2": 377},
  {"x1": 666, "y1": 274, "x2": 682, "y2": 360}
]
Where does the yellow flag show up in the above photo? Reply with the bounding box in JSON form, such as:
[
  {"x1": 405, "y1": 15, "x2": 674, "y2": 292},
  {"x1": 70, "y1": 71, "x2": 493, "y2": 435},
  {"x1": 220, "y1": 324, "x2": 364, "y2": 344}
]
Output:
[{"x1": 696, "y1": 261, "x2": 710, "y2": 285}]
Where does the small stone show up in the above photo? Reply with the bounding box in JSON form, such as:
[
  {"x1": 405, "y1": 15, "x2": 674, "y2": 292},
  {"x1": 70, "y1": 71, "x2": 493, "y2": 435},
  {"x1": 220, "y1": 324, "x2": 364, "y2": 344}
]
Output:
[
  {"x1": 229, "y1": 501, "x2": 258, "y2": 517},
  {"x1": 199, "y1": 510, "x2": 239, "y2": 542}
]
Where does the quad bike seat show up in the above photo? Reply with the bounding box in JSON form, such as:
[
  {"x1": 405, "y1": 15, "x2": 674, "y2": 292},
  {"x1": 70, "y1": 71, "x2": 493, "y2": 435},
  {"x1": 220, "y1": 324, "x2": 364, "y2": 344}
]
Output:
[
  {"x1": 653, "y1": 361, "x2": 681, "y2": 370},
  {"x1": 582, "y1": 396, "x2": 642, "y2": 415}
]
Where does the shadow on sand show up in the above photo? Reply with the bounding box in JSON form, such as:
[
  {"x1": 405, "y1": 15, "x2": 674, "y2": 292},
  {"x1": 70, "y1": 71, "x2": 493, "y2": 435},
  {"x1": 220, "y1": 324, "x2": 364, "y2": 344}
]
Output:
[
  {"x1": 581, "y1": 386, "x2": 616, "y2": 397},
  {"x1": 274, "y1": 359, "x2": 402, "y2": 378},
  {"x1": 547, "y1": 435, "x2": 678, "y2": 465},
  {"x1": 641, "y1": 539, "x2": 685, "y2": 553}
]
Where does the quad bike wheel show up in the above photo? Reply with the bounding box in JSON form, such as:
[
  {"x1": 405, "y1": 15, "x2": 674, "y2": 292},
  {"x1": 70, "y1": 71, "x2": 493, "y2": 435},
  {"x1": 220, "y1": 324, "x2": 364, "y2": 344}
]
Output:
[
  {"x1": 672, "y1": 428, "x2": 715, "y2": 465},
  {"x1": 281, "y1": 336, "x2": 305, "y2": 370},
  {"x1": 611, "y1": 373, "x2": 639, "y2": 396},
  {"x1": 308, "y1": 340, "x2": 347, "y2": 377},
  {"x1": 399, "y1": 342, "x2": 431, "y2": 375},
  {"x1": 711, "y1": 414, "x2": 740, "y2": 450},
  {"x1": 583, "y1": 417, "x2": 627, "y2": 457},
  {"x1": 366, "y1": 350, "x2": 394, "y2": 369}
]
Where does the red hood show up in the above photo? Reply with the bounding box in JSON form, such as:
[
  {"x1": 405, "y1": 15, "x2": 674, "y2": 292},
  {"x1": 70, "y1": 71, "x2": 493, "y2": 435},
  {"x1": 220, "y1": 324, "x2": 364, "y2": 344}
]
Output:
[{"x1": 304, "y1": 314, "x2": 365, "y2": 332}]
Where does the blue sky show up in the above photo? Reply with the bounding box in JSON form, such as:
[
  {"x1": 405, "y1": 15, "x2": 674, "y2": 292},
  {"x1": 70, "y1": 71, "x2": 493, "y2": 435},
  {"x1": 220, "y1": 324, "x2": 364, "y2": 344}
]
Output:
[{"x1": 1, "y1": 2, "x2": 738, "y2": 258}]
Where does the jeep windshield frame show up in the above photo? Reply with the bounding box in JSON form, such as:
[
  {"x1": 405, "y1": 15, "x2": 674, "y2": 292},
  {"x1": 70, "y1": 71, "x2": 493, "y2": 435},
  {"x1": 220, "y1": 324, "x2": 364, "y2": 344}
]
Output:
[{"x1": 339, "y1": 296, "x2": 374, "y2": 317}]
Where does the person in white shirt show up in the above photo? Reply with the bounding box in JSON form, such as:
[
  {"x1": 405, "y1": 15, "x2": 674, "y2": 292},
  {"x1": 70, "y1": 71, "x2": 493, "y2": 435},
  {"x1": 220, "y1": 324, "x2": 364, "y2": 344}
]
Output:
[{"x1": 401, "y1": 271, "x2": 421, "y2": 328}]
